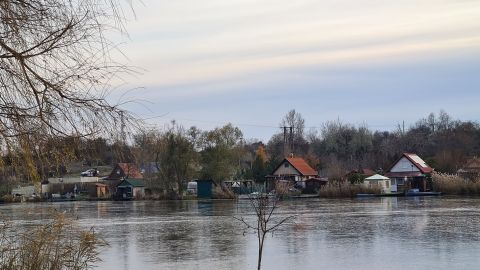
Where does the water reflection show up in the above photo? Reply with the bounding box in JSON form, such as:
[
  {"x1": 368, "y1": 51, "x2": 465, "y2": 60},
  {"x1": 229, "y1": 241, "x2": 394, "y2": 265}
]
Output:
[{"x1": 1, "y1": 197, "x2": 480, "y2": 269}]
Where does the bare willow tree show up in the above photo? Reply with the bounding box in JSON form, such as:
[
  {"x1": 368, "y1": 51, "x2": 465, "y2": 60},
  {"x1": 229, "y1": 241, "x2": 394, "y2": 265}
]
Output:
[
  {"x1": 235, "y1": 194, "x2": 295, "y2": 270},
  {"x1": 0, "y1": 0, "x2": 136, "y2": 180}
]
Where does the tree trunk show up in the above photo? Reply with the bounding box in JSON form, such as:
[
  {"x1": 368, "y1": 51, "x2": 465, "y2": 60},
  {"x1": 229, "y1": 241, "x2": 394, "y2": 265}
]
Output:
[{"x1": 257, "y1": 233, "x2": 266, "y2": 270}]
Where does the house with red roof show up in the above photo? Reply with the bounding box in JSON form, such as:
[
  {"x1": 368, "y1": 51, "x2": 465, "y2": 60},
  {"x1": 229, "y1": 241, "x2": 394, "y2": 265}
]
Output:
[
  {"x1": 385, "y1": 153, "x2": 433, "y2": 192},
  {"x1": 265, "y1": 157, "x2": 324, "y2": 192},
  {"x1": 104, "y1": 163, "x2": 144, "y2": 181}
]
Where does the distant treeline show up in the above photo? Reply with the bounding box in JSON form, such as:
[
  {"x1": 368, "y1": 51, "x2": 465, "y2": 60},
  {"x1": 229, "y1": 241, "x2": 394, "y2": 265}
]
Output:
[{"x1": 1, "y1": 110, "x2": 479, "y2": 194}]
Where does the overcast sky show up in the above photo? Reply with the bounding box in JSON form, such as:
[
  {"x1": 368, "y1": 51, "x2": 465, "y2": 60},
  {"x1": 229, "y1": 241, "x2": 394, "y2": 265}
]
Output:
[{"x1": 111, "y1": 0, "x2": 480, "y2": 141}]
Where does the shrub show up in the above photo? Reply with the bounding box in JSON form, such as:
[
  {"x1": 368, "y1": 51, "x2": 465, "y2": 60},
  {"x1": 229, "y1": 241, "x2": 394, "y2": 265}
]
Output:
[
  {"x1": 1, "y1": 194, "x2": 21, "y2": 203},
  {"x1": 347, "y1": 173, "x2": 365, "y2": 184},
  {"x1": 0, "y1": 212, "x2": 107, "y2": 270}
]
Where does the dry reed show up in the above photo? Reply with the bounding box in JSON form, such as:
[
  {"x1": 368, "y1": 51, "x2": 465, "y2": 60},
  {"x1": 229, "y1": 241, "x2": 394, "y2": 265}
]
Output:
[
  {"x1": 432, "y1": 172, "x2": 480, "y2": 195},
  {"x1": 319, "y1": 182, "x2": 381, "y2": 198},
  {"x1": 0, "y1": 212, "x2": 106, "y2": 270}
]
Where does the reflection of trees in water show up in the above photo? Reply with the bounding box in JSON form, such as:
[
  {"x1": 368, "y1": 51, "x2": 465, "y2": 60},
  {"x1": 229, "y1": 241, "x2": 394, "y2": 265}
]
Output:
[
  {"x1": 4, "y1": 198, "x2": 480, "y2": 269},
  {"x1": 129, "y1": 200, "x2": 244, "y2": 265},
  {"x1": 113, "y1": 223, "x2": 133, "y2": 270},
  {"x1": 285, "y1": 197, "x2": 480, "y2": 255}
]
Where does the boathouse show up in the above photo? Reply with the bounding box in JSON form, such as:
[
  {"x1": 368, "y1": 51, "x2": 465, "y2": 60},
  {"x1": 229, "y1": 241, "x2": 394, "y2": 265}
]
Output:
[
  {"x1": 116, "y1": 179, "x2": 145, "y2": 200},
  {"x1": 385, "y1": 153, "x2": 433, "y2": 192},
  {"x1": 195, "y1": 179, "x2": 216, "y2": 199}
]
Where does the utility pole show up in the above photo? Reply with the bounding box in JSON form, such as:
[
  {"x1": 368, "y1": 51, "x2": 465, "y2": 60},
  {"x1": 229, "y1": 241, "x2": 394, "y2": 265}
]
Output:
[
  {"x1": 281, "y1": 126, "x2": 293, "y2": 158},
  {"x1": 289, "y1": 126, "x2": 294, "y2": 157}
]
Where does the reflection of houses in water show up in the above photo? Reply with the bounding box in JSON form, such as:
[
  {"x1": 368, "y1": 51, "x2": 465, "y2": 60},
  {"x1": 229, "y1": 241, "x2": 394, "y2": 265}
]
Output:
[
  {"x1": 386, "y1": 153, "x2": 433, "y2": 192},
  {"x1": 380, "y1": 197, "x2": 398, "y2": 210}
]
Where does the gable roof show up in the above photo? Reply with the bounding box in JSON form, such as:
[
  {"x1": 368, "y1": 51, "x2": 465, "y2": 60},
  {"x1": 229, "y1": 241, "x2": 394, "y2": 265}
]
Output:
[
  {"x1": 117, "y1": 179, "x2": 145, "y2": 187},
  {"x1": 274, "y1": 157, "x2": 318, "y2": 176},
  {"x1": 365, "y1": 174, "x2": 390, "y2": 181},
  {"x1": 106, "y1": 163, "x2": 143, "y2": 180},
  {"x1": 118, "y1": 163, "x2": 143, "y2": 178},
  {"x1": 388, "y1": 153, "x2": 433, "y2": 174}
]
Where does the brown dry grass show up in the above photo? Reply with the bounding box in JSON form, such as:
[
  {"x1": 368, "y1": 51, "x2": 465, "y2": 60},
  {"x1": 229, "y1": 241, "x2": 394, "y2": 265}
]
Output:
[
  {"x1": 319, "y1": 182, "x2": 381, "y2": 198},
  {"x1": 432, "y1": 172, "x2": 480, "y2": 195},
  {"x1": 0, "y1": 212, "x2": 106, "y2": 270}
]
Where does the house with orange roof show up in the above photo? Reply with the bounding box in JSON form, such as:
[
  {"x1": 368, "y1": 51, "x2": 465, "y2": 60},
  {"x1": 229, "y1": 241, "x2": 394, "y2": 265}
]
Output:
[
  {"x1": 265, "y1": 157, "x2": 324, "y2": 192},
  {"x1": 385, "y1": 153, "x2": 433, "y2": 192},
  {"x1": 104, "y1": 163, "x2": 144, "y2": 181}
]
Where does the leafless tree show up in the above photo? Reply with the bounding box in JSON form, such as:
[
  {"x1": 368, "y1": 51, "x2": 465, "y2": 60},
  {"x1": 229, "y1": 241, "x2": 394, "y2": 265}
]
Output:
[
  {"x1": 235, "y1": 194, "x2": 295, "y2": 270},
  {"x1": 0, "y1": 0, "x2": 137, "y2": 179}
]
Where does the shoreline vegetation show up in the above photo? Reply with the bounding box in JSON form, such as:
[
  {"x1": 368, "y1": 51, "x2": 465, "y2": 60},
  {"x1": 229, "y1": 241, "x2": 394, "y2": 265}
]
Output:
[
  {"x1": 319, "y1": 183, "x2": 382, "y2": 198},
  {"x1": 432, "y1": 173, "x2": 480, "y2": 195},
  {"x1": 0, "y1": 212, "x2": 106, "y2": 269},
  {"x1": 4, "y1": 172, "x2": 480, "y2": 204},
  {"x1": 2, "y1": 110, "x2": 480, "y2": 203}
]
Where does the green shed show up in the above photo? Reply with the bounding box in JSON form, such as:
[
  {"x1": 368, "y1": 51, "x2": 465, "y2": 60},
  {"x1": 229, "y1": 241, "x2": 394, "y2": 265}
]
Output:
[
  {"x1": 195, "y1": 179, "x2": 216, "y2": 199},
  {"x1": 116, "y1": 179, "x2": 145, "y2": 200}
]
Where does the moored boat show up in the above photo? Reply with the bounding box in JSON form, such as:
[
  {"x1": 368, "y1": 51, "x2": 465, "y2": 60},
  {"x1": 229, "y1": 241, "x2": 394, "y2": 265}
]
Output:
[{"x1": 405, "y1": 189, "x2": 441, "y2": 196}]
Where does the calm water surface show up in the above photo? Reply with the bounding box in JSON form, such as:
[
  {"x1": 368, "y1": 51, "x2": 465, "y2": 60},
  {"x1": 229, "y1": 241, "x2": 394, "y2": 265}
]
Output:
[{"x1": 1, "y1": 197, "x2": 480, "y2": 270}]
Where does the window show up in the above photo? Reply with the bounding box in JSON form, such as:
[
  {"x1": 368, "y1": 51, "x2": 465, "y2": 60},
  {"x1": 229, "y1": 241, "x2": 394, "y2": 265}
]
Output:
[
  {"x1": 397, "y1": 178, "x2": 405, "y2": 185},
  {"x1": 284, "y1": 163, "x2": 289, "y2": 168}
]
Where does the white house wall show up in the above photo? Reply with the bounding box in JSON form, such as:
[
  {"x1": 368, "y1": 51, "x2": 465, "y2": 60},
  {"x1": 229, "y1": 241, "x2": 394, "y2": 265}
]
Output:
[
  {"x1": 48, "y1": 177, "x2": 99, "y2": 184},
  {"x1": 273, "y1": 161, "x2": 300, "y2": 176},
  {"x1": 390, "y1": 157, "x2": 420, "y2": 173}
]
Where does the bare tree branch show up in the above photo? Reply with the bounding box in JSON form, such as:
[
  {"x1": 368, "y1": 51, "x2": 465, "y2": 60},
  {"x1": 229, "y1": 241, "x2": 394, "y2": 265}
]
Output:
[
  {"x1": 0, "y1": 0, "x2": 140, "y2": 181},
  {"x1": 234, "y1": 193, "x2": 295, "y2": 270}
]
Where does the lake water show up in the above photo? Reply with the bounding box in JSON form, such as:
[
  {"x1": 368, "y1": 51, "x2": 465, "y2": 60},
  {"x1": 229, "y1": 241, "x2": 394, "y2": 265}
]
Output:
[{"x1": 1, "y1": 197, "x2": 480, "y2": 270}]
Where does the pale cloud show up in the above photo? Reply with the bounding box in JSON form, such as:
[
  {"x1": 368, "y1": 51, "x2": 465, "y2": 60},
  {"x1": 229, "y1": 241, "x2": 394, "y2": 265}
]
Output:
[
  {"x1": 119, "y1": 0, "x2": 480, "y2": 90},
  {"x1": 108, "y1": 0, "x2": 480, "y2": 140}
]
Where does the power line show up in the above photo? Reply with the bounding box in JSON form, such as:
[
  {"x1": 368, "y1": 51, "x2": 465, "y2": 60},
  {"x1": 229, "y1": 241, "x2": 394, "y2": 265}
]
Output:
[
  {"x1": 140, "y1": 114, "x2": 401, "y2": 131},
  {"x1": 144, "y1": 116, "x2": 279, "y2": 129}
]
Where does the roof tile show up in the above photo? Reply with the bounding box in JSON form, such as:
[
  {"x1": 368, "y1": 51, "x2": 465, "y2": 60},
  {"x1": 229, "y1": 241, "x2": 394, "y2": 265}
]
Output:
[{"x1": 286, "y1": 157, "x2": 318, "y2": 176}]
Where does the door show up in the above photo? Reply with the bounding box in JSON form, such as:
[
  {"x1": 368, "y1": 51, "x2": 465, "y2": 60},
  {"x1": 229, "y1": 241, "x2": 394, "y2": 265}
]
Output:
[{"x1": 391, "y1": 179, "x2": 397, "y2": 192}]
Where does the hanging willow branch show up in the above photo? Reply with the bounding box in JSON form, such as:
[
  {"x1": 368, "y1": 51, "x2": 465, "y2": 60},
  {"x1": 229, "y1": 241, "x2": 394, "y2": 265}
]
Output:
[
  {"x1": 0, "y1": 0, "x2": 139, "y2": 179},
  {"x1": 0, "y1": 0, "x2": 137, "y2": 141}
]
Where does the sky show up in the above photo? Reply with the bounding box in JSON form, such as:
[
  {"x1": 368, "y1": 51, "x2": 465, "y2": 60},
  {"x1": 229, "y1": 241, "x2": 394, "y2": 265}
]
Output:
[{"x1": 110, "y1": 0, "x2": 480, "y2": 141}]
